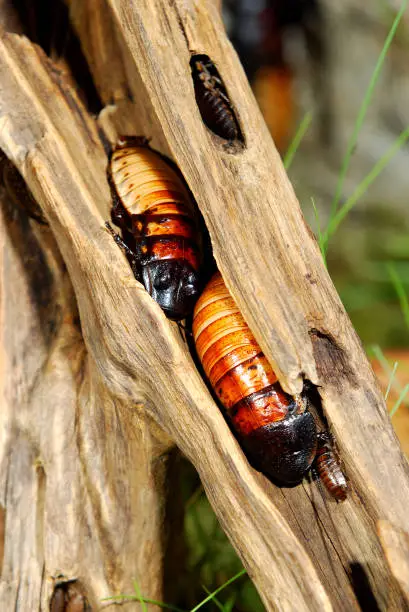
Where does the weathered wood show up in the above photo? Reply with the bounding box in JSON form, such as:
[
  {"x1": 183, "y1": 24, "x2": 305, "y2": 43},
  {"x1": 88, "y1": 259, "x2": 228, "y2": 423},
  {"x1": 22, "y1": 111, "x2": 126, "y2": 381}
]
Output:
[
  {"x1": 378, "y1": 520, "x2": 409, "y2": 602},
  {"x1": 69, "y1": 0, "x2": 409, "y2": 607},
  {"x1": 0, "y1": 35, "x2": 171, "y2": 611},
  {"x1": 0, "y1": 31, "x2": 333, "y2": 612},
  {"x1": 1, "y1": 0, "x2": 409, "y2": 609}
]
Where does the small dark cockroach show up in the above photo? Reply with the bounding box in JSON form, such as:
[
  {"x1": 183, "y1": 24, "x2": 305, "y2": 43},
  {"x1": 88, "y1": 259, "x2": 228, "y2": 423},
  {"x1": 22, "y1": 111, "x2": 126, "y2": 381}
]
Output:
[
  {"x1": 193, "y1": 271, "x2": 347, "y2": 499},
  {"x1": 107, "y1": 137, "x2": 202, "y2": 321},
  {"x1": 314, "y1": 432, "x2": 348, "y2": 501},
  {"x1": 50, "y1": 582, "x2": 88, "y2": 612},
  {"x1": 1, "y1": 155, "x2": 47, "y2": 225},
  {"x1": 191, "y1": 56, "x2": 241, "y2": 142}
]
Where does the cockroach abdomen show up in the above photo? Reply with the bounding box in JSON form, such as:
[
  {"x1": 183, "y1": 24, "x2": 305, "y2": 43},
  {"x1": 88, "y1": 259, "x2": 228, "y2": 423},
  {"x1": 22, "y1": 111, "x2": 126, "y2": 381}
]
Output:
[
  {"x1": 315, "y1": 432, "x2": 348, "y2": 501},
  {"x1": 242, "y1": 412, "x2": 317, "y2": 484},
  {"x1": 190, "y1": 55, "x2": 243, "y2": 143}
]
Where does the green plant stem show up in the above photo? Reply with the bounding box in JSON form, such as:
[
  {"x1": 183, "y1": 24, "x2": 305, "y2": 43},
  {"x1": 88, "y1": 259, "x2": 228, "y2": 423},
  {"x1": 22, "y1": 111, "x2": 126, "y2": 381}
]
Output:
[
  {"x1": 201, "y1": 586, "x2": 225, "y2": 612},
  {"x1": 102, "y1": 594, "x2": 186, "y2": 612},
  {"x1": 283, "y1": 111, "x2": 313, "y2": 170},
  {"x1": 385, "y1": 361, "x2": 399, "y2": 401},
  {"x1": 132, "y1": 580, "x2": 148, "y2": 612},
  {"x1": 310, "y1": 196, "x2": 327, "y2": 266},
  {"x1": 390, "y1": 383, "x2": 409, "y2": 417},
  {"x1": 387, "y1": 262, "x2": 409, "y2": 332},
  {"x1": 323, "y1": 124, "x2": 409, "y2": 247},
  {"x1": 329, "y1": 0, "x2": 408, "y2": 223},
  {"x1": 189, "y1": 569, "x2": 246, "y2": 612}
]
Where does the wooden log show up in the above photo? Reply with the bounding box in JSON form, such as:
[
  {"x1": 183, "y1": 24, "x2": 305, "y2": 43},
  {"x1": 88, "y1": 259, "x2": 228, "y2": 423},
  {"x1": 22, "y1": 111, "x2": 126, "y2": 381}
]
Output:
[
  {"x1": 0, "y1": 0, "x2": 409, "y2": 608},
  {"x1": 0, "y1": 35, "x2": 171, "y2": 611},
  {"x1": 70, "y1": 0, "x2": 409, "y2": 607}
]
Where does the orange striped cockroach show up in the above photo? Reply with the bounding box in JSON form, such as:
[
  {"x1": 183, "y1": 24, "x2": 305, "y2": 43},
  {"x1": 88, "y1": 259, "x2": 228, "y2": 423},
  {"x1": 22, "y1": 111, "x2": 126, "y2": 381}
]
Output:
[
  {"x1": 193, "y1": 271, "x2": 347, "y2": 499},
  {"x1": 191, "y1": 55, "x2": 242, "y2": 142},
  {"x1": 106, "y1": 137, "x2": 203, "y2": 321}
]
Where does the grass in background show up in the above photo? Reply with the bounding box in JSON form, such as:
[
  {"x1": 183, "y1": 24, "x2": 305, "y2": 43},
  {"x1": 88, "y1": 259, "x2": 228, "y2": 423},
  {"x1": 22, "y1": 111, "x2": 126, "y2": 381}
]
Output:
[
  {"x1": 104, "y1": 569, "x2": 247, "y2": 612},
  {"x1": 388, "y1": 262, "x2": 409, "y2": 332},
  {"x1": 390, "y1": 384, "x2": 409, "y2": 417},
  {"x1": 327, "y1": 0, "x2": 408, "y2": 226},
  {"x1": 384, "y1": 360, "x2": 398, "y2": 401},
  {"x1": 322, "y1": 125, "x2": 409, "y2": 248},
  {"x1": 311, "y1": 196, "x2": 327, "y2": 264},
  {"x1": 283, "y1": 111, "x2": 313, "y2": 170},
  {"x1": 369, "y1": 345, "x2": 409, "y2": 417}
]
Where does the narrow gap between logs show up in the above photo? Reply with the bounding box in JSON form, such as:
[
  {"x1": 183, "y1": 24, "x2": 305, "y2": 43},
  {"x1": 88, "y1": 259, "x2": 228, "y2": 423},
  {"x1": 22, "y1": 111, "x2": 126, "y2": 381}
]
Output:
[{"x1": 11, "y1": 0, "x2": 103, "y2": 115}]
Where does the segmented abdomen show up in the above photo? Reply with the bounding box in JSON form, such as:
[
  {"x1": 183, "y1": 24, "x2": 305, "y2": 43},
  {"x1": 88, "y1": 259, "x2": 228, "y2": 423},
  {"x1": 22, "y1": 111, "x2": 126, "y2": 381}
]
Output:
[
  {"x1": 193, "y1": 272, "x2": 291, "y2": 435},
  {"x1": 315, "y1": 436, "x2": 348, "y2": 501},
  {"x1": 110, "y1": 146, "x2": 200, "y2": 271},
  {"x1": 201, "y1": 91, "x2": 238, "y2": 141}
]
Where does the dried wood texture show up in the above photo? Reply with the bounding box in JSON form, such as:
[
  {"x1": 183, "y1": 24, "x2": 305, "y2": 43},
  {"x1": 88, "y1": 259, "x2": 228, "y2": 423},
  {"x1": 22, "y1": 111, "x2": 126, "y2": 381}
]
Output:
[
  {"x1": 0, "y1": 1, "x2": 409, "y2": 610},
  {"x1": 67, "y1": 0, "x2": 409, "y2": 608},
  {"x1": 0, "y1": 36, "x2": 172, "y2": 610}
]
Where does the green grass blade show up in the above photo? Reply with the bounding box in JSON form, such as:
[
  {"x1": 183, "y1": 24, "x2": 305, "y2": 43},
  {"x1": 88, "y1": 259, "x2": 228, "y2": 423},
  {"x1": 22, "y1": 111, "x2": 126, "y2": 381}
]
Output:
[
  {"x1": 132, "y1": 581, "x2": 148, "y2": 612},
  {"x1": 189, "y1": 569, "x2": 246, "y2": 612},
  {"x1": 102, "y1": 594, "x2": 186, "y2": 611},
  {"x1": 385, "y1": 361, "x2": 399, "y2": 401},
  {"x1": 390, "y1": 383, "x2": 409, "y2": 417},
  {"x1": 201, "y1": 586, "x2": 224, "y2": 612},
  {"x1": 370, "y1": 344, "x2": 392, "y2": 373},
  {"x1": 102, "y1": 591, "x2": 186, "y2": 612},
  {"x1": 329, "y1": 0, "x2": 408, "y2": 220},
  {"x1": 222, "y1": 593, "x2": 237, "y2": 612},
  {"x1": 283, "y1": 111, "x2": 313, "y2": 170},
  {"x1": 369, "y1": 344, "x2": 404, "y2": 396},
  {"x1": 387, "y1": 262, "x2": 409, "y2": 331},
  {"x1": 311, "y1": 197, "x2": 327, "y2": 266},
  {"x1": 135, "y1": 598, "x2": 186, "y2": 612},
  {"x1": 323, "y1": 124, "x2": 409, "y2": 245}
]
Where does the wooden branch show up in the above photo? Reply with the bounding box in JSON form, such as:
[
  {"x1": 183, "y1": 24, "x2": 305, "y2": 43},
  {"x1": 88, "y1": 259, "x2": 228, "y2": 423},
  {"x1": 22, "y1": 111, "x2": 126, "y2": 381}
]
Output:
[
  {"x1": 68, "y1": 0, "x2": 409, "y2": 606},
  {"x1": 0, "y1": 35, "x2": 171, "y2": 610},
  {"x1": 1, "y1": 0, "x2": 409, "y2": 608}
]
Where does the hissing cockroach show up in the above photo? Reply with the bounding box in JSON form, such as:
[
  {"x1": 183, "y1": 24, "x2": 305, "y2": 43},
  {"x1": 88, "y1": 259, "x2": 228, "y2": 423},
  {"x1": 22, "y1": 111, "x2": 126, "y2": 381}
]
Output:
[
  {"x1": 191, "y1": 57, "x2": 241, "y2": 142},
  {"x1": 193, "y1": 272, "x2": 347, "y2": 498},
  {"x1": 314, "y1": 432, "x2": 348, "y2": 501},
  {"x1": 107, "y1": 137, "x2": 202, "y2": 321}
]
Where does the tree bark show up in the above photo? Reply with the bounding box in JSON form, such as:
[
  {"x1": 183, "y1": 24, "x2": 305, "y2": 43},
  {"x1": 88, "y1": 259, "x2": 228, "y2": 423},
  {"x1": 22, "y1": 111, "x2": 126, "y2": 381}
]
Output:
[{"x1": 0, "y1": 0, "x2": 408, "y2": 610}]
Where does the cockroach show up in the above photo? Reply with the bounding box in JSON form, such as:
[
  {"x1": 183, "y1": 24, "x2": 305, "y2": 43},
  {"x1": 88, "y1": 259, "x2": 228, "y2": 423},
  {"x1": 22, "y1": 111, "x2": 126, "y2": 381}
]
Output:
[
  {"x1": 107, "y1": 137, "x2": 202, "y2": 321},
  {"x1": 314, "y1": 432, "x2": 348, "y2": 501},
  {"x1": 191, "y1": 56, "x2": 241, "y2": 142},
  {"x1": 50, "y1": 582, "x2": 88, "y2": 612},
  {"x1": 192, "y1": 271, "x2": 347, "y2": 498}
]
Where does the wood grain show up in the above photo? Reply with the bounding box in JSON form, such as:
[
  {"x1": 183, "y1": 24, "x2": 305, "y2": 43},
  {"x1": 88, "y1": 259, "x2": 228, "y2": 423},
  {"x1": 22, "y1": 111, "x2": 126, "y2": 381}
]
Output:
[{"x1": 0, "y1": 0, "x2": 408, "y2": 609}]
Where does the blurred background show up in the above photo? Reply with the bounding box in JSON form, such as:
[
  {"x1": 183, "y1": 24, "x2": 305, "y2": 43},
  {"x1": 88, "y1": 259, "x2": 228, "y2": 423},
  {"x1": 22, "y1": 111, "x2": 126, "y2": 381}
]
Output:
[{"x1": 177, "y1": 2, "x2": 409, "y2": 610}]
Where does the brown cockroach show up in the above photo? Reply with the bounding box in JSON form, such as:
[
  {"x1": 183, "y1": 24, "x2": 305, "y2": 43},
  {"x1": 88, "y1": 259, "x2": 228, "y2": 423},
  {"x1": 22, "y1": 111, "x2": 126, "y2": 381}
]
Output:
[
  {"x1": 191, "y1": 56, "x2": 241, "y2": 142},
  {"x1": 193, "y1": 271, "x2": 347, "y2": 499},
  {"x1": 107, "y1": 137, "x2": 202, "y2": 320},
  {"x1": 314, "y1": 432, "x2": 348, "y2": 501}
]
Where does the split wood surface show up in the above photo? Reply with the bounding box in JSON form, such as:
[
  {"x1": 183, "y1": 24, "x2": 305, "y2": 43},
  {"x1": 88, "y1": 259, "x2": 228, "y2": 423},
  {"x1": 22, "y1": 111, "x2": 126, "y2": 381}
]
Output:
[{"x1": 0, "y1": 1, "x2": 408, "y2": 610}]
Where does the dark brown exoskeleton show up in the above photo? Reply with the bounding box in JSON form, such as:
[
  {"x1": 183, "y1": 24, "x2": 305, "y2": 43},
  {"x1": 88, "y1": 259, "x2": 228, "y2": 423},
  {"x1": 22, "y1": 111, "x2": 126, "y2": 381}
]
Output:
[
  {"x1": 106, "y1": 137, "x2": 202, "y2": 321},
  {"x1": 193, "y1": 271, "x2": 347, "y2": 499},
  {"x1": 50, "y1": 581, "x2": 89, "y2": 612},
  {"x1": 314, "y1": 432, "x2": 348, "y2": 501},
  {"x1": 191, "y1": 56, "x2": 242, "y2": 142}
]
